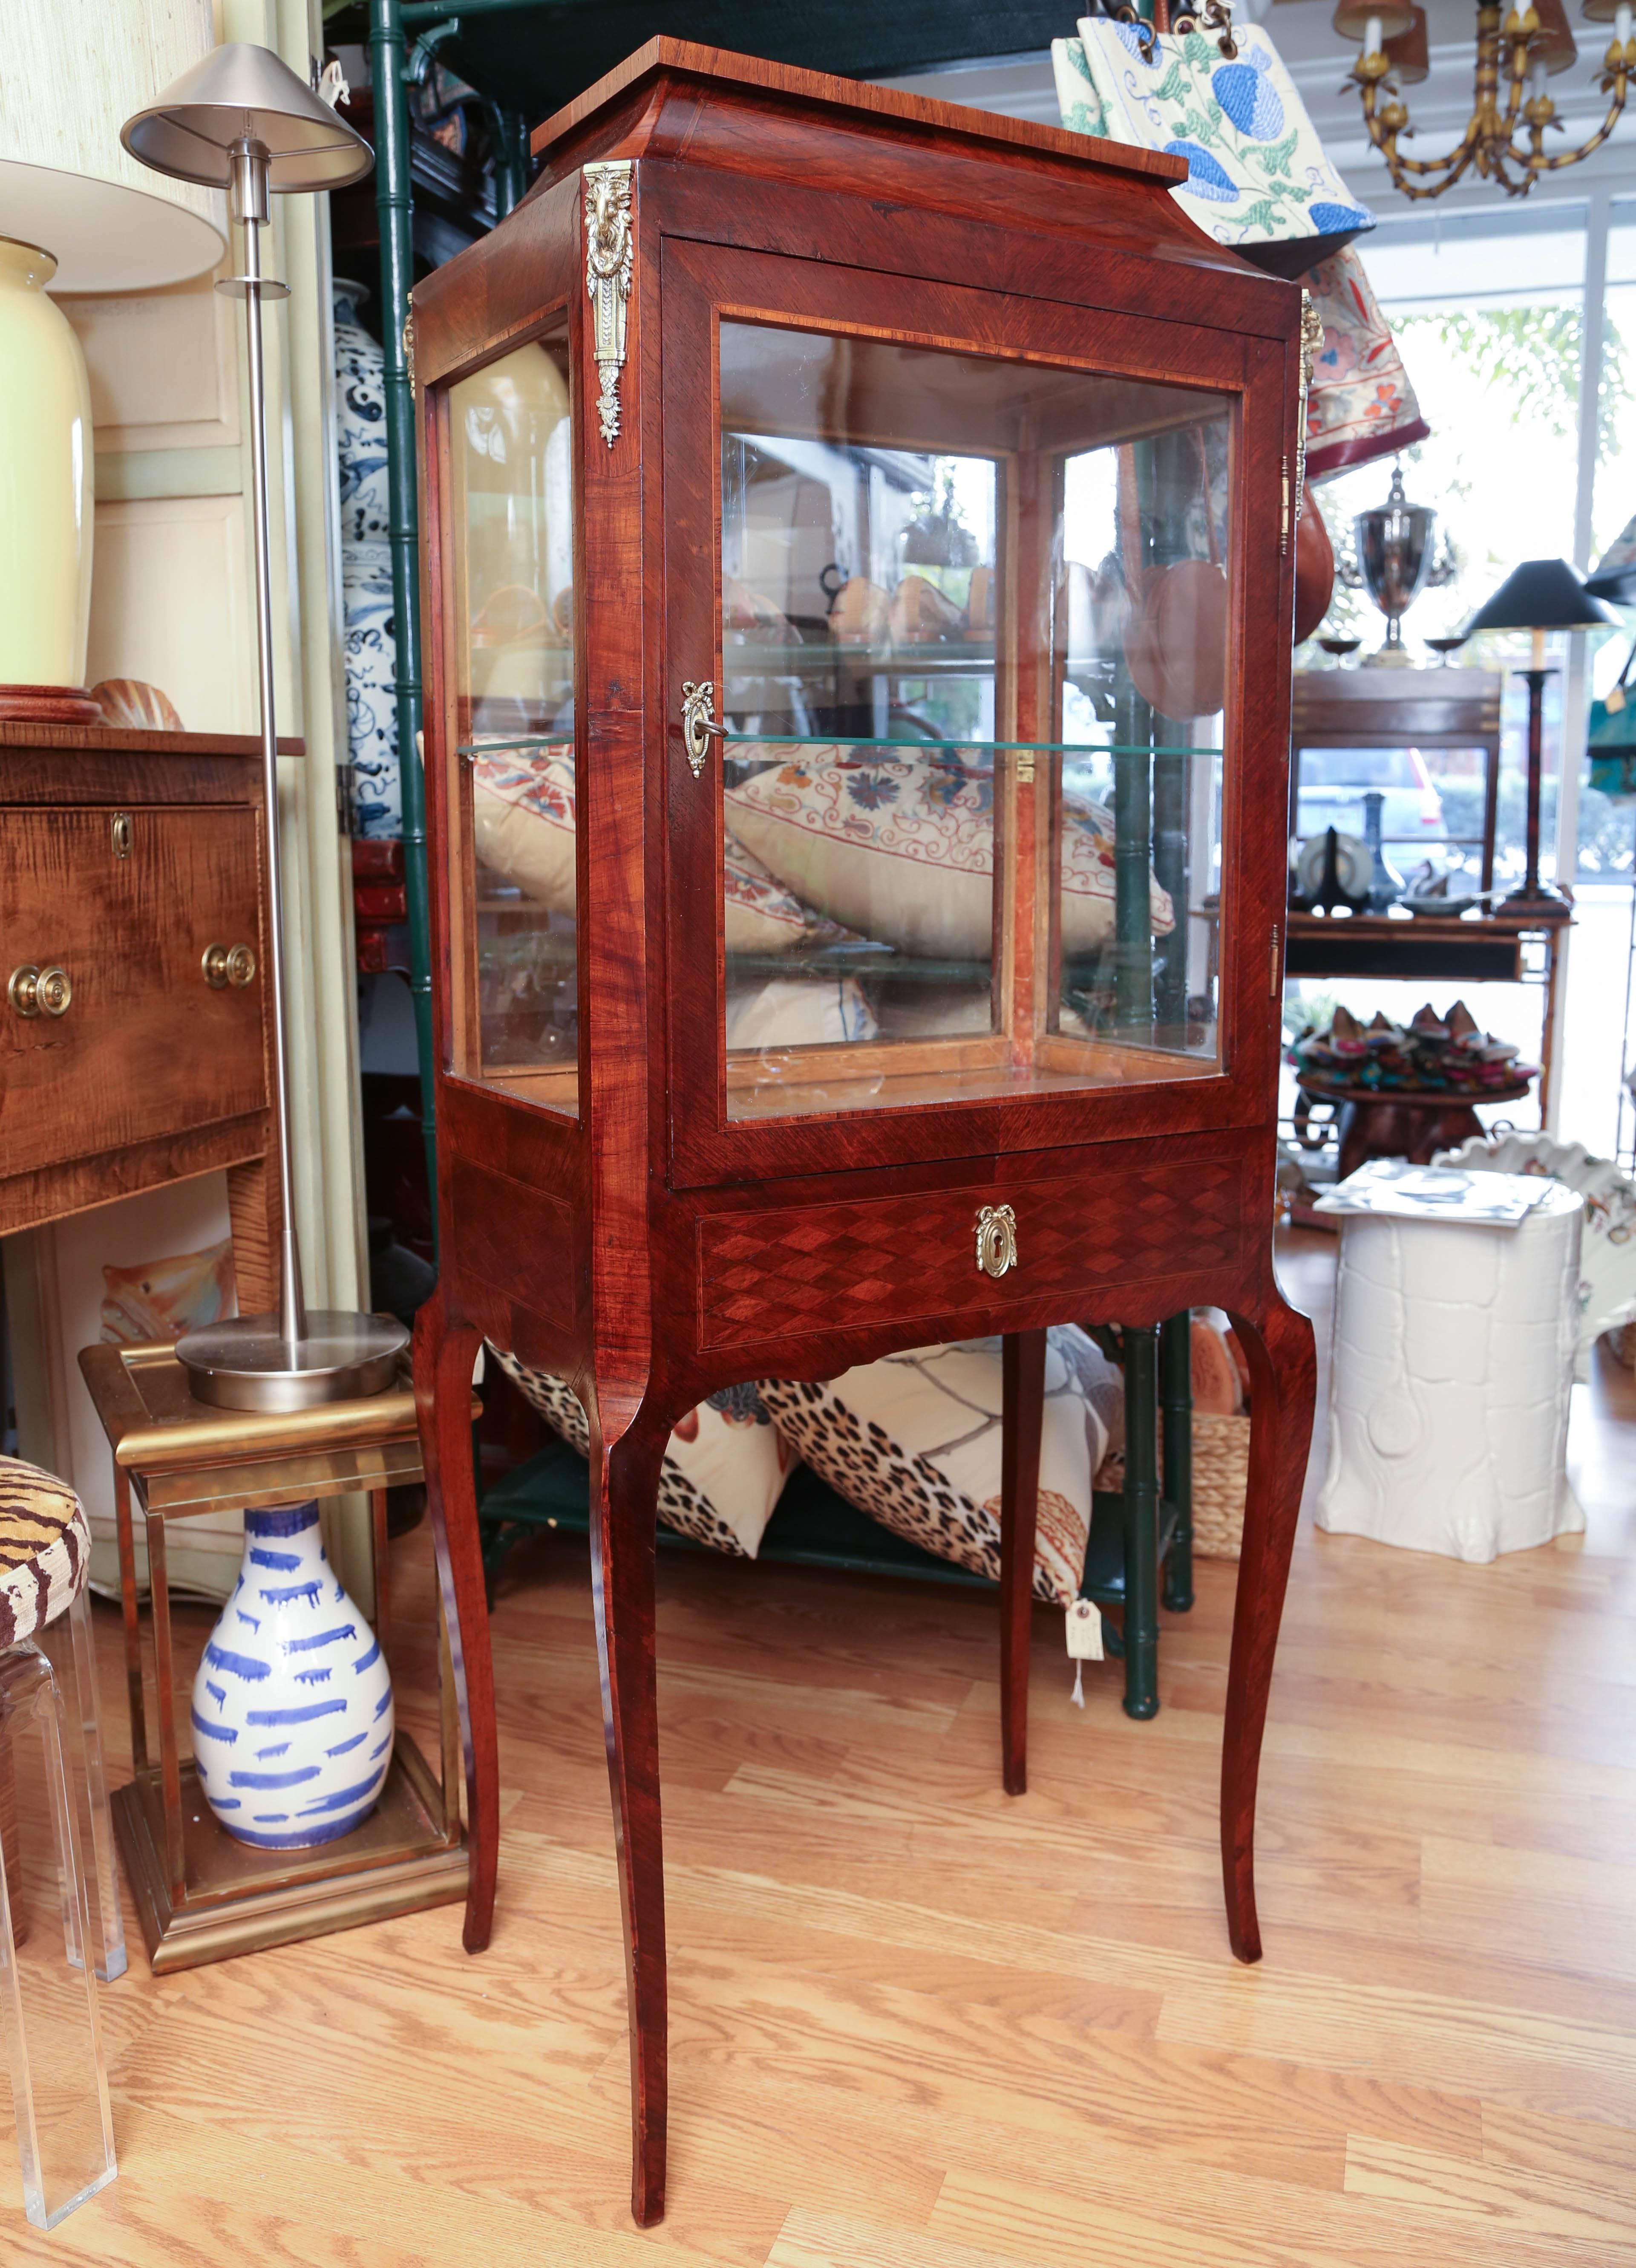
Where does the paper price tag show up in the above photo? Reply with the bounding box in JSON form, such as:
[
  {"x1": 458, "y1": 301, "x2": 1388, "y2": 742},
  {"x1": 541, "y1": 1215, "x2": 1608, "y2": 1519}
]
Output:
[{"x1": 1065, "y1": 1599, "x2": 1103, "y2": 1660}]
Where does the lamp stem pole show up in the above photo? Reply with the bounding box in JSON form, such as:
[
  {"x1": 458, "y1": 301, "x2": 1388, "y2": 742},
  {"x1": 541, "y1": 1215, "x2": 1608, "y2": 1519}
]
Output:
[
  {"x1": 230, "y1": 142, "x2": 307, "y2": 1353},
  {"x1": 1523, "y1": 665, "x2": 1546, "y2": 902}
]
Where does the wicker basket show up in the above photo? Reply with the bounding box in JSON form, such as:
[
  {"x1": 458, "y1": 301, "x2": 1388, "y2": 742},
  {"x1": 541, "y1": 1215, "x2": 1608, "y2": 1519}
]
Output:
[{"x1": 1191, "y1": 1409, "x2": 1251, "y2": 1560}]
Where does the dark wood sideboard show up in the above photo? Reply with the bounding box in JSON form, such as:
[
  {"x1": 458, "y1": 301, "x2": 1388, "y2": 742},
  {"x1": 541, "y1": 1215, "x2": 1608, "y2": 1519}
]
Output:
[{"x1": 0, "y1": 722, "x2": 297, "y2": 1308}]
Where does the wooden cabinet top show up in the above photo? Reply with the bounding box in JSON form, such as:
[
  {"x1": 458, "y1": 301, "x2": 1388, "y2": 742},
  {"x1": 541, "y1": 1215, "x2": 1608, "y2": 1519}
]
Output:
[
  {"x1": 0, "y1": 723, "x2": 303, "y2": 761},
  {"x1": 0, "y1": 724, "x2": 303, "y2": 804}
]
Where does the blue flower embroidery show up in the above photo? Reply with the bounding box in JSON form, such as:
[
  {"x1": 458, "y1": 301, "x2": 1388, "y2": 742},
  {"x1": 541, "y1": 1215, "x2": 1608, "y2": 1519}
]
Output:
[
  {"x1": 1165, "y1": 140, "x2": 1239, "y2": 202},
  {"x1": 925, "y1": 756, "x2": 994, "y2": 817},
  {"x1": 1308, "y1": 200, "x2": 1375, "y2": 235},
  {"x1": 1113, "y1": 20, "x2": 1162, "y2": 65},
  {"x1": 846, "y1": 770, "x2": 901, "y2": 813},
  {"x1": 1211, "y1": 55, "x2": 1283, "y2": 141}
]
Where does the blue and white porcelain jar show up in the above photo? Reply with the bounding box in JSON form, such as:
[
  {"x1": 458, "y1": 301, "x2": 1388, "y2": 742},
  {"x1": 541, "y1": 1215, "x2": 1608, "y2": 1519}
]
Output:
[
  {"x1": 334, "y1": 280, "x2": 400, "y2": 840},
  {"x1": 191, "y1": 1501, "x2": 395, "y2": 1849}
]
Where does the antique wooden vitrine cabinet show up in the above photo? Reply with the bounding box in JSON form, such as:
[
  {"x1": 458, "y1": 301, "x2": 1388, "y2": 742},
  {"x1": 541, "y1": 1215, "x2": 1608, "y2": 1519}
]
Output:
[{"x1": 412, "y1": 40, "x2": 1316, "y2": 2224}]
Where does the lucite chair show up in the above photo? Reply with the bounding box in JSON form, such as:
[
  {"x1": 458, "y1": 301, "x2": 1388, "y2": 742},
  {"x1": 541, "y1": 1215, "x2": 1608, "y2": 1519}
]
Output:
[{"x1": 0, "y1": 1456, "x2": 119, "y2": 2229}]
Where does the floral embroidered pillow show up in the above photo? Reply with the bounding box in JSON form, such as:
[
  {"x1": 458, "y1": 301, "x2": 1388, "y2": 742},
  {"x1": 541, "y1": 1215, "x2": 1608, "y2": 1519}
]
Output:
[
  {"x1": 472, "y1": 743, "x2": 823, "y2": 955},
  {"x1": 1304, "y1": 248, "x2": 1429, "y2": 480},
  {"x1": 1054, "y1": 23, "x2": 1373, "y2": 255},
  {"x1": 725, "y1": 743, "x2": 1172, "y2": 960},
  {"x1": 490, "y1": 1349, "x2": 794, "y2": 1559},
  {"x1": 758, "y1": 1328, "x2": 1120, "y2": 1608}
]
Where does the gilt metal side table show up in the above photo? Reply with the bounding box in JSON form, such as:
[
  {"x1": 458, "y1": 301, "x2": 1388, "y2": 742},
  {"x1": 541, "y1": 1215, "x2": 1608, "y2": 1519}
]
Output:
[{"x1": 79, "y1": 1341, "x2": 472, "y2": 1974}]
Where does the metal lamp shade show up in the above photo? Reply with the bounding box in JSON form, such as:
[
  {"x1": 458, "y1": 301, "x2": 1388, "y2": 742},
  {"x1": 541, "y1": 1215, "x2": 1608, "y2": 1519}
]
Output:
[
  {"x1": 1464, "y1": 557, "x2": 1619, "y2": 635},
  {"x1": 1586, "y1": 511, "x2": 1636, "y2": 603},
  {"x1": 121, "y1": 42, "x2": 372, "y2": 194}
]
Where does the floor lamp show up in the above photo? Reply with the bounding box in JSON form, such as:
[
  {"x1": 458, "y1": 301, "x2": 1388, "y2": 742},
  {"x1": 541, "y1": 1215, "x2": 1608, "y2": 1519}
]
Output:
[
  {"x1": 121, "y1": 44, "x2": 410, "y2": 1411},
  {"x1": 1464, "y1": 557, "x2": 1619, "y2": 920}
]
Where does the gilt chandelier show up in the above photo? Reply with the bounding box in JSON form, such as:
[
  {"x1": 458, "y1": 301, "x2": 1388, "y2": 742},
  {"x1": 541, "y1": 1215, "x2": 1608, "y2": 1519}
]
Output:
[{"x1": 1341, "y1": 0, "x2": 1636, "y2": 198}]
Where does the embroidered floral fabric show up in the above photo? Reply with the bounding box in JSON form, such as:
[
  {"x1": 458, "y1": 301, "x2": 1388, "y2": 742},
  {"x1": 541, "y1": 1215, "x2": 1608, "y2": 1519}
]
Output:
[
  {"x1": 1052, "y1": 22, "x2": 1373, "y2": 254},
  {"x1": 725, "y1": 744, "x2": 1174, "y2": 960},
  {"x1": 1051, "y1": 27, "x2": 1426, "y2": 481},
  {"x1": 1303, "y1": 249, "x2": 1430, "y2": 479},
  {"x1": 472, "y1": 742, "x2": 849, "y2": 955}
]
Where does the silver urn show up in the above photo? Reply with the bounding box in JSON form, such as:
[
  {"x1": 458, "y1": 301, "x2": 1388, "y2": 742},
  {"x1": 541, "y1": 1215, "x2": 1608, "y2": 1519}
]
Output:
[{"x1": 1354, "y1": 460, "x2": 1436, "y2": 667}]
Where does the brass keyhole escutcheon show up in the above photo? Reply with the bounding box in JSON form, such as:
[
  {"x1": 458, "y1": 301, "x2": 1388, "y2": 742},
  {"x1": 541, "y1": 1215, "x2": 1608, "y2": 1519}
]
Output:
[
  {"x1": 111, "y1": 811, "x2": 132, "y2": 860},
  {"x1": 204, "y1": 944, "x2": 258, "y2": 990},
  {"x1": 974, "y1": 1203, "x2": 1018, "y2": 1279},
  {"x1": 680, "y1": 679, "x2": 725, "y2": 778},
  {"x1": 8, "y1": 963, "x2": 72, "y2": 1019}
]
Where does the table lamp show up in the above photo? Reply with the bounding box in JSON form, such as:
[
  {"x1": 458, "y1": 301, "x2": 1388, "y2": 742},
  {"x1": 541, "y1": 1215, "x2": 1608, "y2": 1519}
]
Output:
[
  {"x1": 0, "y1": 0, "x2": 225, "y2": 721},
  {"x1": 1463, "y1": 557, "x2": 1618, "y2": 919},
  {"x1": 121, "y1": 43, "x2": 409, "y2": 1412}
]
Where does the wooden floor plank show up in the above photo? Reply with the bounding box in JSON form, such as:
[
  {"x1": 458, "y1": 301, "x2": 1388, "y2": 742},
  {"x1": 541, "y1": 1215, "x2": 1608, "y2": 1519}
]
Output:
[{"x1": 4, "y1": 1230, "x2": 1631, "y2": 2261}]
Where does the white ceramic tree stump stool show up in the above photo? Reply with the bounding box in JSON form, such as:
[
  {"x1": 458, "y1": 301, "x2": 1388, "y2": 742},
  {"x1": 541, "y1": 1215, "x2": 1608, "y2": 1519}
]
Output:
[
  {"x1": 1316, "y1": 1182, "x2": 1584, "y2": 1562},
  {"x1": 0, "y1": 1457, "x2": 120, "y2": 2228}
]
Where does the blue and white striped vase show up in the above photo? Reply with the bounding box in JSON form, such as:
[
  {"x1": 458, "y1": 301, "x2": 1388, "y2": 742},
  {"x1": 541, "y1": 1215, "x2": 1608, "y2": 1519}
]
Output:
[{"x1": 190, "y1": 1502, "x2": 395, "y2": 1850}]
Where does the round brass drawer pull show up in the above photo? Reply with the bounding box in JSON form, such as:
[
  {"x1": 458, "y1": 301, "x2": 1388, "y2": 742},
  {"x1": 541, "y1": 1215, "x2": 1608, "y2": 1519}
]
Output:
[
  {"x1": 974, "y1": 1203, "x2": 1018, "y2": 1279},
  {"x1": 203, "y1": 943, "x2": 257, "y2": 990},
  {"x1": 8, "y1": 963, "x2": 72, "y2": 1019}
]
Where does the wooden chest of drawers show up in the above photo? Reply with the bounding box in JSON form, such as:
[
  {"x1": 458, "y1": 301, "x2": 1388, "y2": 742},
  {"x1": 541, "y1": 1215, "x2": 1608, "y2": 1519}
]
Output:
[{"x1": 0, "y1": 723, "x2": 297, "y2": 1310}]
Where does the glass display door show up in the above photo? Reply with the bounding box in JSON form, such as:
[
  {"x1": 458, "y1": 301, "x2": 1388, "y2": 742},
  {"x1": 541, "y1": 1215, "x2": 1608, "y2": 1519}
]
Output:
[{"x1": 662, "y1": 243, "x2": 1290, "y2": 1182}]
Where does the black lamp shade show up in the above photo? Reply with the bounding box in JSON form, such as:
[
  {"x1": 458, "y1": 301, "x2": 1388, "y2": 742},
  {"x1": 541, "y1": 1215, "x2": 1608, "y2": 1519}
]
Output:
[{"x1": 1463, "y1": 556, "x2": 1619, "y2": 635}]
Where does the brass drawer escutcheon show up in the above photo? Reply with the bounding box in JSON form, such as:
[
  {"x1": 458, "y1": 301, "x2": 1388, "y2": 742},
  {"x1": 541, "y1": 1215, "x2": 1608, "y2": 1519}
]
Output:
[
  {"x1": 8, "y1": 963, "x2": 72, "y2": 1019},
  {"x1": 974, "y1": 1203, "x2": 1018, "y2": 1279},
  {"x1": 202, "y1": 943, "x2": 257, "y2": 990}
]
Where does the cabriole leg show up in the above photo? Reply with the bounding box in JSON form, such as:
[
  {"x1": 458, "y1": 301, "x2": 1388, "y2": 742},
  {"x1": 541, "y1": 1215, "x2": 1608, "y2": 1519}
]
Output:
[
  {"x1": 999, "y1": 1330, "x2": 1045, "y2": 1797},
  {"x1": 1220, "y1": 1287, "x2": 1317, "y2": 1962},
  {"x1": 412, "y1": 1290, "x2": 498, "y2": 1953},
  {"x1": 589, "y1": 1403, "x2": 669, "y2": 2228}
]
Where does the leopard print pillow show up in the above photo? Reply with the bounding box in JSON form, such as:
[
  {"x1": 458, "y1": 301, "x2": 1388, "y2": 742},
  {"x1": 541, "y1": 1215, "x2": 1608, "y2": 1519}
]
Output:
[
  {"x1": 757, "y1": 1330, "x2": 1114, "y2": 1606},
  {"x1": 489, "y1": 1350, "x2": 791, "y2": 1558}
]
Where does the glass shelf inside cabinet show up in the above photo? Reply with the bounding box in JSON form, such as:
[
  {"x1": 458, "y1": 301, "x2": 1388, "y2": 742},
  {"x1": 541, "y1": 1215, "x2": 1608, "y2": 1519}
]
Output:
[
  {"x1": 449, "y1": 322, "x2": 579, "y2": 1114},
  {"x1": 717, "y1": 318, "x2": 1233, "y2": 1123}
]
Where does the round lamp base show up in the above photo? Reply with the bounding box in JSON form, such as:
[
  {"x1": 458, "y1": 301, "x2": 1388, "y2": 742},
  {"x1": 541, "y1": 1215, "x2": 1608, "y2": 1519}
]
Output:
[{"x1": 176, "y1": 1310, "x2": 410, "y2": 1411}]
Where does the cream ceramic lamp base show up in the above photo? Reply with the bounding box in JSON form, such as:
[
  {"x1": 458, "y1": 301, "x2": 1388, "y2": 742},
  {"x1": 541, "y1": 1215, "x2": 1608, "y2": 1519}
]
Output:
[{"x1": 0, "y1": 237, "x2": 97, "y2": 720}]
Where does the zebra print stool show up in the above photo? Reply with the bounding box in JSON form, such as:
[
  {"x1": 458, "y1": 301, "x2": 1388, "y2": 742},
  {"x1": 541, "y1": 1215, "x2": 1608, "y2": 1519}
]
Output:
[{"x1": 0, "y1": 1456, "x2": 119, "y2": 2228}]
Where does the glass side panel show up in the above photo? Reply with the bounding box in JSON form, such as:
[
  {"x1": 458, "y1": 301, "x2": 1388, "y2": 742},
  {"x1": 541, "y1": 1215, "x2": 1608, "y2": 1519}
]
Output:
[
  {"x1": 449, "y1": 327, "x2": 578, "y2": 1108},
  {"x1": 717, "y1": 320, "x2": 1230, "y2": 1121}
]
